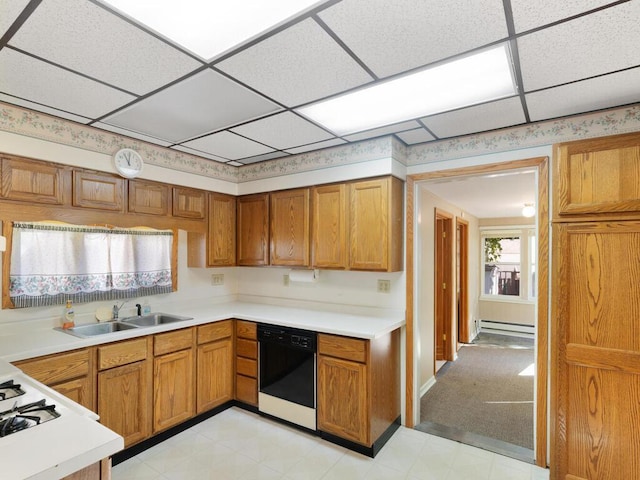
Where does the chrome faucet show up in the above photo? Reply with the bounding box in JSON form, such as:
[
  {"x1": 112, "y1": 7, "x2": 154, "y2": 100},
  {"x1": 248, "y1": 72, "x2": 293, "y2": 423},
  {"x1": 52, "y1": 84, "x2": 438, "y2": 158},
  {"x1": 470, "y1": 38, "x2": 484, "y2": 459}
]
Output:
[{"x1": 112, "y1": 300, "x2": 128, "y2": 320}]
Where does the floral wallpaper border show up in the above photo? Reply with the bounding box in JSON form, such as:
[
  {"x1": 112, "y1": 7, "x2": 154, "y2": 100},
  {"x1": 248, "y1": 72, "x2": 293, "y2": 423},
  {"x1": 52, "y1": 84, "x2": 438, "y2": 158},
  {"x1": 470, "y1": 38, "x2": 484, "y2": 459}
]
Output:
[{"x1": 2, "y1": 102, "x2": 639, "y2": 183}]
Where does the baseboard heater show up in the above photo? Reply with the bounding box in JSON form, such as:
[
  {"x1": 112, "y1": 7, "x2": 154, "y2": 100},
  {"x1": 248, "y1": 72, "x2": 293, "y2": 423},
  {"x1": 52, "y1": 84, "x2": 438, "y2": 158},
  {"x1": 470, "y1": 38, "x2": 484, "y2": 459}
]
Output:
[{"x1": 479, "y1": 320, "x2": 535, "y2": 336}]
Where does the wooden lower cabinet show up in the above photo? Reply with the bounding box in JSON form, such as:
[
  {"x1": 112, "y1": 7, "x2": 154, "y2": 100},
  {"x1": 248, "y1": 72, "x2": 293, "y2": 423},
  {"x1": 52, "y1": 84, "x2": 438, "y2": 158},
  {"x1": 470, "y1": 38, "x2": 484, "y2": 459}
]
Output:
[
  {"x1": 196, "y1": 336, "x2": 233, "y2": 413},
  {"x1": 153, "y1": 348, "x2": 194, "y2": 432},
  {"x1": 317, "y1": 330, "x2": 400, "y2": 449},
  {"x1": 235, "y1": 320, "x2": 258, "y2": 406}
]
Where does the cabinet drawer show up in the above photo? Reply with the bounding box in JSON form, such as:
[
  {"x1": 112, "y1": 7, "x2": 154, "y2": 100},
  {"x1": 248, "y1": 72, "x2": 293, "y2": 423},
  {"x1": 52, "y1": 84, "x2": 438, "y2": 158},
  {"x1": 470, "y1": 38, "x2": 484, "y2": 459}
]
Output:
[
  {"x1": 154, "y1": 328, "x2": 194, "y2": 356},
  {"x1": 236, "y1": 374, "x2": 258, "y2": 406},
  {"x1": 236, "y1": 357, "x2": 257, "y2": 378},
  {"x1": 15, "y1": 349, "x2": 90, "y2": 384},
  {"x1": 236, "y1": 320, "x2": 257, "y2": 340},
  {"x1": 197, "y1": 320, "x2": 232, "y2": 345},
  {"x1": 98, "y1": 338, "x2": 148, "y2": 370},
  {"x1": 236, "y1": 338, "x2": 257, "y2": 359},
  {"x1": 318, "y1": 334, "x2": 367, "y2": 363}
]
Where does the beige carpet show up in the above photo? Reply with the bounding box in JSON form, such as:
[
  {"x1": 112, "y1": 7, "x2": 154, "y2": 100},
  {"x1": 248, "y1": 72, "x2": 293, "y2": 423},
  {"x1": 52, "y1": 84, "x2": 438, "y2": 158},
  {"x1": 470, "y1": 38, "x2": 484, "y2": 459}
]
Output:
[{"x1": 418, "y1": 333, "x2": 534, "y2": 449}]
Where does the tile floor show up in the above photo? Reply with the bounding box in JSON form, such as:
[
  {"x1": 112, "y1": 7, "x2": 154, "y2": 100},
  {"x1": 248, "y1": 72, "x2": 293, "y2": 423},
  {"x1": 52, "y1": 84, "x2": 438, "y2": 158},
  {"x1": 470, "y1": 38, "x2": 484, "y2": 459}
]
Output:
[{"x1": 112, "y1": 407, "x2": 550, "y2": 480}]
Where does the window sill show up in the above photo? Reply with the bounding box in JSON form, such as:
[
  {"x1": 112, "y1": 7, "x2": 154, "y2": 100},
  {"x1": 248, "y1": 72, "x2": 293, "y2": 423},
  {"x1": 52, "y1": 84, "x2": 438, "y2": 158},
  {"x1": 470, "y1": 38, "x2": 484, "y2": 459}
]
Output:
[{"x1": 479, "y1": 295, "x2": 536, "y2": 305}]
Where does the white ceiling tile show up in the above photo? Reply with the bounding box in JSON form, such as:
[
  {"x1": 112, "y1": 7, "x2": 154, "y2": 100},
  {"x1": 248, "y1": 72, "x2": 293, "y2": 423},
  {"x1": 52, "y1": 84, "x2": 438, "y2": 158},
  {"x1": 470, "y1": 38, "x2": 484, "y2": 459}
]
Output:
[
  {"x1": 217, "y1": 18, "x2": 373, "y2": 107},
  {"x1": 0, "y1": 48, "x2": 135, "y2": 118},
  {"x1": 9, "y1": 0, "x2": 202, "y2": 95},
  {"x1": 93, "y1": 122, "x2": 173, "y2": 146},
  {"x1": 319, "y1": 0, "x2": 508, "y2": 78},
  {"x1": 343, "y1": 120, "x2": 421, "y2": 142},
  {"x1": 0, "y1": 0, "x2": 30, "y2": 38},
  {"x1": 238, "y1": 152, "x2": 290, "y2": 164},
  {"x1": 518, "y1": 1, "x2": 640, "y2": 91},
  {"x1": 103, "y1": 69, "x2": 281, "y2": 143},
  {"x1": 526, "y1": 68, "x2": 640, "y2": 121},
  {"x1": 285, "y1": 138, "x2": 347, "y2": 154},
  {"x1": 231, "y1": 112, "x2": 334, "y2": 150},
  {"x1": 511, "y1": 0, "x2": 616, "y2": 32},
  {"x1": 0, "y1": 94, "x2": 92, "y2": 124},
  {"x1": 170, "y1": 145, "x2": 228, "y2": 162},
  {"x1": 422, "y1": 97, "x2": 526, "y2": 138},
  {"x1": 395, "y1": 128, "x2": 436, "y2": 145},
  {"x1": 182, "y1": 131, "x2": 274, "y2": 160}
]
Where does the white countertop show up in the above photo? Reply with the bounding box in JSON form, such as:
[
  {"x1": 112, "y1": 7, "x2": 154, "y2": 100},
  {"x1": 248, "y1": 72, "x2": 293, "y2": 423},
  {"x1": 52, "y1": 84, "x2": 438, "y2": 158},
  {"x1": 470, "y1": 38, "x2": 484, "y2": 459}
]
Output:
[{"x1": 0, "y1": 301, "x2": 405, "y2": 362}]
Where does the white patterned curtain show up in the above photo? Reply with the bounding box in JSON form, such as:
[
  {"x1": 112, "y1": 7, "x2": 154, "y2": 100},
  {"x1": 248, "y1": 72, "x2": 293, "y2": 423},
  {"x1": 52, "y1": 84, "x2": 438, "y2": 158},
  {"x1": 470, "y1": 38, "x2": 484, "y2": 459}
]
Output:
[{"x1": 9, "y1": 222, "x2": 173, "y2": 308}]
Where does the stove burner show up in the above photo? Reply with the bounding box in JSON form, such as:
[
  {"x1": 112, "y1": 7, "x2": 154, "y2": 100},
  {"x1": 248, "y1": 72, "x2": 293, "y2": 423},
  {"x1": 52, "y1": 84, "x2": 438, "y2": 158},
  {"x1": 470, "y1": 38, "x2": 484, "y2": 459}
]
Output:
[
  {"x1": 0, "y1": 416, "x2": 30, "y2": 436},
  {"x1": 0, "y1": 398, "x2": 60, "y2": 437},
  {"x1": 0, "y1": 380, "x2": 26, "y2": 401}
]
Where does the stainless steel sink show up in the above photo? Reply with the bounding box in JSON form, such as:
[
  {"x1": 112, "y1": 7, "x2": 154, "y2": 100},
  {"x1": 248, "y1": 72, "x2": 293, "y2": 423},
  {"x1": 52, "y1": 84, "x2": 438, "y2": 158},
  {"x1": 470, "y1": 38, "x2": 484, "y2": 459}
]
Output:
[
  {"x1": 120, "y1": 313, "x2": 193, "y2": 327},
  {"x1": 55, "y1": 321, "x2": 140, "y2": 338}
]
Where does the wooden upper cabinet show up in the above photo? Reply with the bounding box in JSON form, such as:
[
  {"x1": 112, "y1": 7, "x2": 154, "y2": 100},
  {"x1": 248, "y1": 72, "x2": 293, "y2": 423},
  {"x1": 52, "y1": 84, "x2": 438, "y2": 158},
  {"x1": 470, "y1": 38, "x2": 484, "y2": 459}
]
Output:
[
  {"x1": 173, "y1": 187, "x2": 206, "y2": 219},
  {"x1": 1, "y1": 156, "x2": 64, "y2": 204},
  {"x1": 73, "y1": 170, "x2": 124, "y2": 211},
  {"x1": 555, "y1": 131, "x2": 640, "y2": 219},
  {"x1": 312, "y1": 183, "x2": 348, "y2": 269},
  {"x1": 349, "y1": 176, "x2": 403, "y2": 272},
  {"x1": 208, "y1": 192, "x2": 236, "y2": 266},
  {"x1": 129, "y1": 180, "x2": 169, "y2": 216},
  {"x1": 270, "y1": 188, "x2": 310, "y2": 266},
  {"x1": 237, "y1": 193, "x2": 269, "y2": 266}
]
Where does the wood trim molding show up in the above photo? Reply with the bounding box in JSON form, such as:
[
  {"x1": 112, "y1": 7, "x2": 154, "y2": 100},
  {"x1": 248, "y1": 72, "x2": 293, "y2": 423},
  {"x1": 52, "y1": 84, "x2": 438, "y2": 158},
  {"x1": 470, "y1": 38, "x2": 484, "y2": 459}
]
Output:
[{"x1": 405, "y1": 156, "x2": 549, "y2": 468}]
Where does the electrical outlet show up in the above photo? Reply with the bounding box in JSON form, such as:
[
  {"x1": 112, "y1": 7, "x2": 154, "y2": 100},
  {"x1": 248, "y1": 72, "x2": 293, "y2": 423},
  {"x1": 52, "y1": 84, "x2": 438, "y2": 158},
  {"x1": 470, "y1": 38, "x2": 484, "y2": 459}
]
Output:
[
  {"x1": 377, "y1": 279, "x2": 391, "y2": 293},
  {"x1": 211, "y1": 273, "x2": 224, "y2": 286},
  {"x1": 283, "y1": 274, "x2": 289, "y2": 286}
]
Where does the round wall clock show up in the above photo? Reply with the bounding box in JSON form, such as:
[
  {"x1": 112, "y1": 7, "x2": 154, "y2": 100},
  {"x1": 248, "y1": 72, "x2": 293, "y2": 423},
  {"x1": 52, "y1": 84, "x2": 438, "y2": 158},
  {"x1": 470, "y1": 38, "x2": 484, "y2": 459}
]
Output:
[{"x1": 113, "y1": 148, "x2": 144, "y2": 178}]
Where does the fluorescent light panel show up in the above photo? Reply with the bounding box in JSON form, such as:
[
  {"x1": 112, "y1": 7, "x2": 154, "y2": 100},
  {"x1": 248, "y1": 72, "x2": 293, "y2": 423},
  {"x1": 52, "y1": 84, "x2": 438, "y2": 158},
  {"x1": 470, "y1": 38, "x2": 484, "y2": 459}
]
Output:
[
  {"x1": 101, "y1": 0, "x2": 324, "y2": 60},
  {"x1": 298, "y1": 45, "x2": 517, "y2": 136}
]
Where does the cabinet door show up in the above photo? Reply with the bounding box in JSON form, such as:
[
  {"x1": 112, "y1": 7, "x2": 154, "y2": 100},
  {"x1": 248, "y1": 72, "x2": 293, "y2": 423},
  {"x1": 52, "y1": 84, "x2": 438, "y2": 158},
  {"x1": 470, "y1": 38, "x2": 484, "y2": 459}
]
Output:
[
  {"x1": 552, "y1": 221, "x2": 640, "y2": 480},
  {"x1": 1, "y1": 156, "x2": 64, "y2": 204},
  {"x1": 555, "y1": 131, "x2": 640, "y2": 218},
  {"x1": 196, "y1": 338, "x2": 233, "y2": 413},
  {"x1": 129, "y1": 180, "x2": 169, "y2": 215},
  {"x1": 153, "y1": 349, "x2": 194, "y2": 433},
  {"x1": 237, "y1": 193, "x2": 269, "y2": 266},
  {"x1": 208, "y1": 192, "x2": 236, "y2": 266},
  {"x1": 98, "y1": 361, "x2": 150, "y2": 447},
  {"x1": 270, "y1": 188, "x2": 310, "y2": 266},
  {"x1": 236, "y1": 374, "x2": 258, "y2": 407},
  {"x1": 312, "y1": 183, "x2": 348, "y2": 269},
  {"x1": 317, "y1": 355, "x2": 369, "y2": 445},
  {"x1": 52, "y1": 377, "x2": 94, "y2": 412},
  {"x1": 173, "y1": 187, "x2": 206, "y2": 219},
  {"x1": 349, "y1": 177, "x2": 403, "y2": 272},
  {"x1": 73, "y1": 170, "x2": 124, "y2": 211}
]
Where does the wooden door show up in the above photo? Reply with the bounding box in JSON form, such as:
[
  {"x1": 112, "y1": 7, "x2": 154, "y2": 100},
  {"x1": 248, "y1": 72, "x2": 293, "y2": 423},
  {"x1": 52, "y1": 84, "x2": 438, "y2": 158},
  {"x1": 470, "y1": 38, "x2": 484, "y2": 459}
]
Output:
[
  {"x1": 237, "y1": 193, "x2": 269, "y2": 266},
  {"x1": 196, "y1": 339, "x2": 233, "y2": 413},
  {"x1": 1, "y1": 156, "x2": 64, "y2": 204},
  {"x1": 456, "y1": 218, "x2": 470, "y2": 345},
  {"x1": 350, "y1": 178, "x2": 389, "y2": 271},
  {"x1": 98, "y1": 361, "x2": 150, "y2": 447},
  {"x1": 434, "y1": 210, "x2": 453, "y2": 362},
  {"x1": 552, "y1": 221, "x2": 640, "y2": 480},
  {"x1": 153, "y1": 348, "x2": 194, "y2": 433},
  {"x1": 173, "y1": 187, "x2": 205, "y2": 219},
  {"x1": 270, "y1": 188, "x2": 310, "y2": 266},
  {"x1": 317, "y1": 355, "x2": 369, "y2": 445},
  {"x1": 72, "y1": 170, "x2": 124, "y2": 211},
  {"x1": 128, "y1": 180, "x2": 169, "y2": 215},
  {"x1": 208, "y1": 192, "x2": 236, "y2": 266},
  {"x1": 311, "y1": 183, "x2": 348, "y2": 269}
]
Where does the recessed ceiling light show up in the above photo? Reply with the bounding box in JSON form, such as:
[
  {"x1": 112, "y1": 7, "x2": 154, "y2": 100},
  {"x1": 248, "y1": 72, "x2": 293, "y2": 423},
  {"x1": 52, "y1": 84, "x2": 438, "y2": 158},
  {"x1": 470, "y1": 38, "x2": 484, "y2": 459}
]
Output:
[
  {"x1": 297, "y1": 45, "x2": 517, "y2": 136},
  {"x1": 100, "y1": 0, "x2": 324, "y2": 60}
]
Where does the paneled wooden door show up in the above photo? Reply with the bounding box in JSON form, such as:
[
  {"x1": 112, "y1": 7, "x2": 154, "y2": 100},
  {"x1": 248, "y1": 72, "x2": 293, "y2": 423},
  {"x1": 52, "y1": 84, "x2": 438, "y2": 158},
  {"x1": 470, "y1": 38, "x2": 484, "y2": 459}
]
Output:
[
  {"x1": 552, "y1": 221, "x2": 640, "y2": 480},
  {"x1": 434, "y1": 209, "x2": 453, "y2": 363}
]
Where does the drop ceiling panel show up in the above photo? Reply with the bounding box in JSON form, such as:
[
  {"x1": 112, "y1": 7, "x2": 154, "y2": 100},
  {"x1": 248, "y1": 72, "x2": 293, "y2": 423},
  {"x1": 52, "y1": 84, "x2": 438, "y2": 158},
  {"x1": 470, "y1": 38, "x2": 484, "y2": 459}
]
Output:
[
  {"x1": 285, "y1": 138, "x2": 347, "y2": 154},
  {"x1": 231, "y1": 112, "x2": 334, "y2": 150},
  {"x1": 318, "y1": 0, "x2": 508, "y2": 78},
  {"x1": 526, "y1": 68, "x2": 640, "y2": 121},
  {"x1": 238, "y1": 152, "x2": 291, "y2": 165},
  {"x1": 103, "y1": 69, "x2": 281, "y2": 143},
  {"x1": 396, "y1": 128, "x2": 436, "y2": 145},
  {"x1": 170, "y1": 145, "x2": 229, "y2": 162},
  {"x1": 422, "y1": 97, "x2": 526, "y2": 139},
  {"x1": 0, "y1": 48, "x2": 135, "y2": 118},
  {"x1": 344, "y1": 120, "x2": 421, "y2": 142},
  {"x1": 510, "y1": 0, "x2": 616, "y2": 32},
  {"x1": 0, "y1": 0, "x2": 30, "y2": 38},
  {"x1": 9, "y1": 0, "x2": 202, "y2": 95},
  {"x1": 93, "y1": 122, "x2": 173, "y2": 147},
  {"x1": 0, "y1": 94, "x2": 92, "y2": 124},
  {"x1": 518, "y1": 1, "x2": 640, "y2": 91},
  {"x1": 182, "y1": 131, "x2": 274, "y2": 160},
  {"x1": 217, "y1": 18, "x2": 373, "y2": 107}
]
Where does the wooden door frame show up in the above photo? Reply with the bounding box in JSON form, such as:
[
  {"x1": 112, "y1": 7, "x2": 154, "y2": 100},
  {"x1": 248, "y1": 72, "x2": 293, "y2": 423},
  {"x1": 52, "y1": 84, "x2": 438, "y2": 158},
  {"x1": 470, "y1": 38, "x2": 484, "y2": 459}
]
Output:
[
  {"x1": 405, "y1": 157, "x2": 549, "y2": 467},
  {"x1": 434, "y1": 209, "x2": 454, "y2": 365},
  {"x1": 456, "y1": 217, "x2": 470, "y2": 346}
]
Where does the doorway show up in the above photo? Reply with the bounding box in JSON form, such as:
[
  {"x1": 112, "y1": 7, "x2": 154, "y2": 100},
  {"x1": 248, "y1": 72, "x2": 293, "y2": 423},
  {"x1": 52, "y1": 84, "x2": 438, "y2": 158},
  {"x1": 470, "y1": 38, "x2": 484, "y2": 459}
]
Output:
[
  {"x1": 405, "y1": 157, "x2": 549, "y2": 468},
  {"x1": 434, "y1": 209, "x2": 453, "y2": 365},
  {"x1": 456, "y1": 218, "x2": 469, "y2": 345}
]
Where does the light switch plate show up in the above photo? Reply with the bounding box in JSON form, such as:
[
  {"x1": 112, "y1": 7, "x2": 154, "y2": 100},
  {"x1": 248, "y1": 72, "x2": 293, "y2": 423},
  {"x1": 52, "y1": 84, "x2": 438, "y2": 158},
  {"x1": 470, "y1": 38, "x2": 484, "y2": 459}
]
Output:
[
  {"x1": 211, "y1": 273, "x2": 224, "y2": 286},
  {"x1": 377, "y1": 279, "x2": 391, "y2": 293}
]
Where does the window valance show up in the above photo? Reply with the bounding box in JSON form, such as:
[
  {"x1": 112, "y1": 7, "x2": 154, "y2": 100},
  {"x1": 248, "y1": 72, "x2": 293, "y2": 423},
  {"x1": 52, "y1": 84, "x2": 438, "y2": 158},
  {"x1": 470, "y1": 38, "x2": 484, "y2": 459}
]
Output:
[{"x1": 9, "y1": 221, "x2": 173, "y2": 308}]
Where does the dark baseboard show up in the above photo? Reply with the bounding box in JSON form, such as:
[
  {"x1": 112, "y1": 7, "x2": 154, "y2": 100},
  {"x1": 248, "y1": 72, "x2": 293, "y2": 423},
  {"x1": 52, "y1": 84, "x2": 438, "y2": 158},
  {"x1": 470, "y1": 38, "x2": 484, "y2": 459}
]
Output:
[{"x1": 320, "y1": 416, "x2": 401, "y2": 458}]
